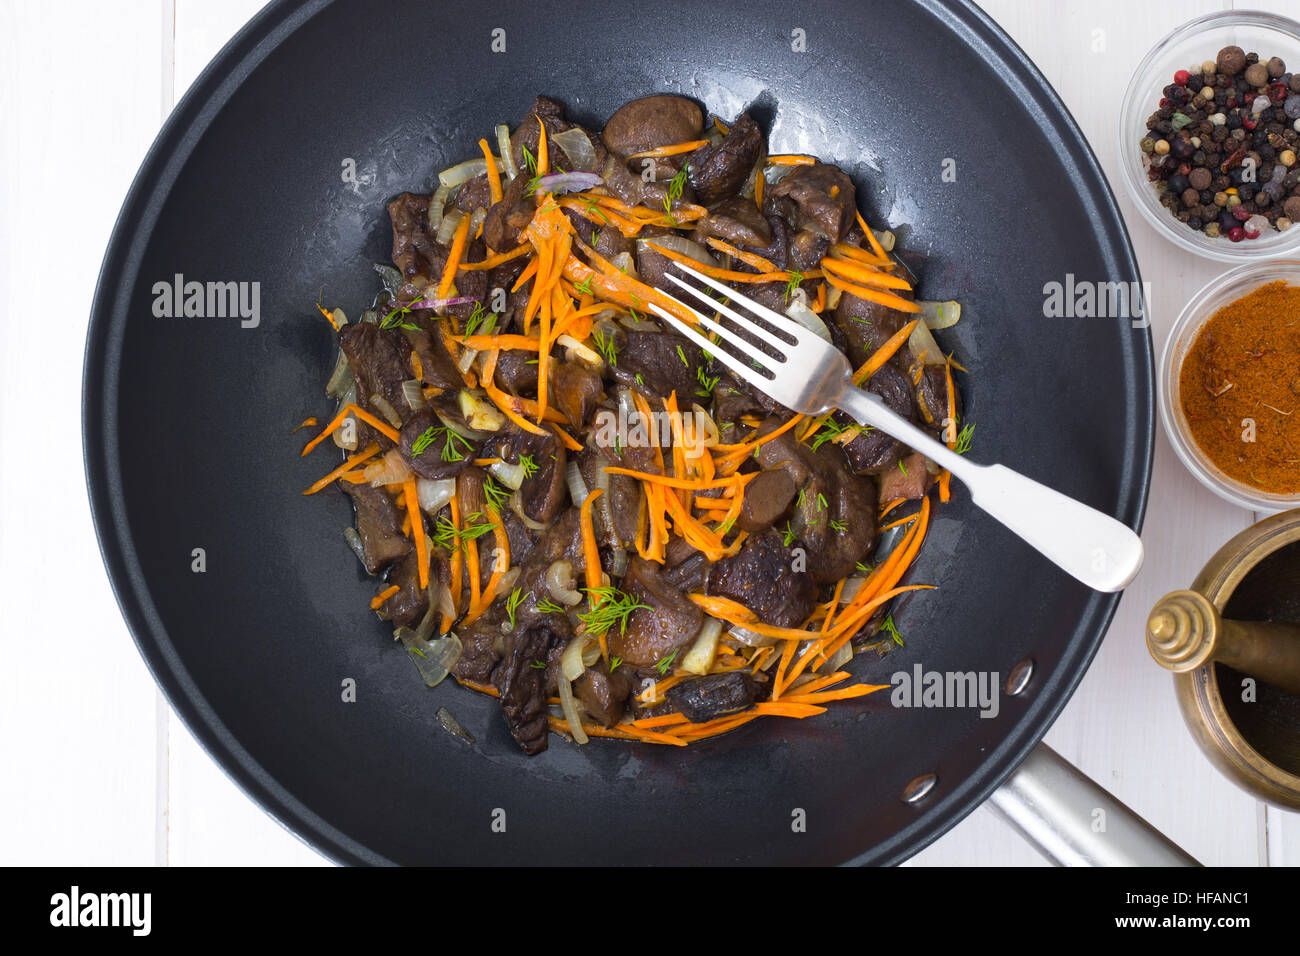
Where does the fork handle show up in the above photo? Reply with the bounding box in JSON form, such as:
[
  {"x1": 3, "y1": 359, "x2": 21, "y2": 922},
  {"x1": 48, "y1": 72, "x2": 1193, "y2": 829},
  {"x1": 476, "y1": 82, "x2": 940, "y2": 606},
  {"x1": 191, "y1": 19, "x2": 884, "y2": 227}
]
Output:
[{"x1": 835, "y1": 386, "x2": 1143, "y2": 593}]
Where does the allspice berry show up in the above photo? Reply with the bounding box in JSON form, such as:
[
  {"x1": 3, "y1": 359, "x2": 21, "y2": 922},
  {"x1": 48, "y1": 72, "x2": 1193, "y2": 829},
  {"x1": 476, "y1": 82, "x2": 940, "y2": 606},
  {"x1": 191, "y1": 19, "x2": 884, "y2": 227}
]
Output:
[
  {"x1": 1218, "y1": 45, "x2": 1247, "y2": 75},
  {"x1": 1268, "y1": 56, "x2": 1287, "y2": 77},
  {"x1": 1245, "y1": 62, "x2": 1270, "y2": 87},
  {"x1": 1189, "y1": 167, "x2": 1213, "y2": 190},
  {"x1": 1284, "y1": 195, "x2": 1300, "y2": 220}
]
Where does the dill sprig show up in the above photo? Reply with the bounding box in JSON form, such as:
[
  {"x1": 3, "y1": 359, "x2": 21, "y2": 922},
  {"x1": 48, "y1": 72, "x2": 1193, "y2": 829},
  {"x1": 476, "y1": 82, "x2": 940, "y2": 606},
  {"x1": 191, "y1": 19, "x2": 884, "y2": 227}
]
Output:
[
  {"x1": 577, "y1": 586, "x2": 648, "y2": 637},
  {"x1": 432, "y1": 511, "x2": 496, "y2": 554},
  {"x1": 954, "y1": 422, "x2": 975, "y2": 454},
  {"x1": 592, "y1": 328, "x2": 618, "y2": 367},
  {"x1": 518, "y1": 453, "x2": 538, "y2": 479},
  {"x1": 506, "y1": 587, "x2": 530, "y2": 629}
]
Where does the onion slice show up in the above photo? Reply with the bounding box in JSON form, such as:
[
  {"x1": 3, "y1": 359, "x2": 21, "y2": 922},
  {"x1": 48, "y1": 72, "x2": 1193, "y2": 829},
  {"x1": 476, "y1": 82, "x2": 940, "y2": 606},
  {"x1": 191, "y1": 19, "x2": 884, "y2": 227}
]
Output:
[
  {"x1": 496, "y1": 124, "x2": 518, "y2": 181},
  {"x1": 557, "y1": 673, "x2": 589, "y2": 744},
  {"x1": 551, "y1": 128, "x2": 597, "y2": 171},
  {"x1": 397, "y1": 628, "x2": 462, "y2": 687},
  {"x1": 917, "y1": 300, "x2": 961, "y2": 330},
  {"x1": 681, "y1": 618, "x2": 723, "y2": 675},
  {"x1": 417, "y1": 477, "x2": 456, "y2": 515},
  {"x1": 439, "y1": 158, "x2": 488, "y2": 188},
  {"x1": 532, "y1": 171, "x2": 603, "y2": 194}
]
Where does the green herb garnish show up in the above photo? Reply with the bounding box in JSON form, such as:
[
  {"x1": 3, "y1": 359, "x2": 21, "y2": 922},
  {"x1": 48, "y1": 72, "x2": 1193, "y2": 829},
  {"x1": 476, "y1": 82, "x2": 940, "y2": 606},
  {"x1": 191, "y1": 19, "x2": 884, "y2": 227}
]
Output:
[
  {"x1": 782, "y1": 270, "x2": 804, "y2": 302},
  {"x1": 577, "y1": 586, "x2": 648, "y2": 637},
  {"x1": 655, "y1": 649, "x2": 677, "y2": 676},
  {"x1": 954, "y1": 422, "x2": 975, "y2": 455},
  {"x1": 518, "y1": 453, "x2": 538, "y2": 479},
  {"x1": 506, "y1": 587, "x2": 529, "y2": 629},
  {"x1": 521, "y1": 145, "x2": 538, "y2": 176},
  {"x1": 881, "y1": 613, "x2": 903, "y2": 646},
  {"x1": 592, "y1": 329, "x2": 618, "y2": 367},
  {"x1": 574, "y1": 274, "x2": 594, "y2": 297},
  {"x1": 483, "y1": 475, "x2": 510, "y2": 513},
  {"x1": 782, "y1": 522, "x2": 797, "y2": 547},
  {"x1": 675, "y1": 344, "x2": 689, "y2": 367},
  {"x1": 536, "y1": 597, "x2": 568, "y2": 615},
  {"x1": 829, "y1": 518, "x2": 848, "y2": 532}
]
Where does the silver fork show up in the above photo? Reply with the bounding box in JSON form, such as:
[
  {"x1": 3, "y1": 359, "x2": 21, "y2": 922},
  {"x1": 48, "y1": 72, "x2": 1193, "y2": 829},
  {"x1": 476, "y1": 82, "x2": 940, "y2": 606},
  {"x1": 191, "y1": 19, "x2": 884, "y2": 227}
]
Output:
[{"x1": 648, "y1": 261, "x2": 1143, "y2": 592}]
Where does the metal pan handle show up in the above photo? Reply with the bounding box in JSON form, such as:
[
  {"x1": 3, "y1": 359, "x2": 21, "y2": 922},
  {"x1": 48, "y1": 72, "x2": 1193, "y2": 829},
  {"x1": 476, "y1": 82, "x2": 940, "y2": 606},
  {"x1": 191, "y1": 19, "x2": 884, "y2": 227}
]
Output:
[{"x1": 986, "y1": 743, "x2": 1200, "y2": 866}]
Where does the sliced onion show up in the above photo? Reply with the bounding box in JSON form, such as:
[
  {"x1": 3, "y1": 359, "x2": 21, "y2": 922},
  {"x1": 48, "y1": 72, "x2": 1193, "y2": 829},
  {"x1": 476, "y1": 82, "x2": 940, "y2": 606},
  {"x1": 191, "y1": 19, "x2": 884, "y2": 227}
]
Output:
[
  {"x1": 436, "y1": 707, "x2": 475, "y2": 744},
  {"x1": 557, "y1": 333, "x2": 604, "y2": 370},
  {"x1": 533, "y1": 171, "x2": 604, "y2": 194},
  {"x1": 439, "y1": 158, "x2": 488, "y2": 188},
  {"x1": 546, "y1": 560, "x2": 582, "y2": 607},
  {"x1": 786, "y1": 298, "x2": 832, "y2": 342},
  {"x1": 551, "y1": 128, "x2": 597, "y2": 171},
  {"x1": 489, "y1": 459, "x2": 527, "y2": 490},
  {"x1": 410, "y1": 293, "x2": 477, "y2": 311},
  {"x1": 497, "y1": 566, "x2": 521, "y2": 594},
  {"x1": 560, "y1": 634, "x2": 596, "y2": 681},
  {"x1": 370, "y1": 393, "x2": 403, "y2": 428},
  {"x1": 509, "y1": 492, "x2": 550, "y2": 531},
  {"x1": 363, "y1": 448, "x2": 414, "y2": 487},
  {"x1": 436, "y1": 207, "x2": 466, "y2": 246},
  {"x1": 401, "y1": 378, "x2": 428, "y2": 411},
  {"x1": 374, "y1": 263, "x2": 404, "y2": 298},
  {"x1": 417, "y1": 477, "x2": 456, "y2": 515},
  {"x1": 610, "y1": 251, "x2": 638, "y2": 278},
  {"x1": 825, "y1": 284, "x2": 843, "y2": 310},
  {"x1": 435, "y1": 578, "x2": 456, "y2": 620},
  {"x1": 606, "y1": 548, "x2": 628, "y2": 578},
  {"x1": 565, "y1": 459, "x2": 589, "y2": 507},
  {"x1": 343, "y1": 527, "x2": 367, "y2": 568},
  {"x1": 459, "y1": 389, "x2": 504, "y2": 432},
  {"x1": 557, "y1": 672, "x2": 589, "y2": 744},
  {"x1": 872, "y1": 228, "x2": 896, "y2": 252},
  {"x1": 918, "y1": 300, "x2": 961, "y2": 330},
  {"x1": 637, "y1": 234, "x2": 716, "y2": 268},
  {"x1": 398, "y1": 627, "x2": 462, "y2": 687},
  {"x1": 456, "y1": 346, "x2": 480, "y2": 376},
  {"x1": 681, "y1": 618, "x2": 723, "y2": 675},
  {"x1": 823, "y1": 640, "x2": 854, "y2": 673},
  {"x1": 836, "y1": 576, "x2": 868, "y2": 603},
  {"x1": 496, "y1": 123, "x2": 518, "y2": 181},
  {"x1": 467, "y1": 205, "x2": 487, "y2": 239},
  {"x1": 727, "y1": 624, "x2": 777, "y2": 647},
  {"x1": 427, "y1": 182, "x2": 452, "y2": 234},
  {"x1": 333, "y1": 384, "x2": 358, "y2": 451},
  {"x1": 908, "y1": 317, "x2": 947, "y2": 367},
  {"x1": 325, "y1": 350, "x2": 354, "y2": 398}
]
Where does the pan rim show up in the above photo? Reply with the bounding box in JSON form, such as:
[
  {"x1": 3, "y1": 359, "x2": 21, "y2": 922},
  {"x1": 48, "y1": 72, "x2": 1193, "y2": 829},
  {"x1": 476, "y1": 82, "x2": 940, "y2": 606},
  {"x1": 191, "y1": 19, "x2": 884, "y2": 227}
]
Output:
[{"x1": 82, "y1": 0, "x2": 1153, "y2": 867}]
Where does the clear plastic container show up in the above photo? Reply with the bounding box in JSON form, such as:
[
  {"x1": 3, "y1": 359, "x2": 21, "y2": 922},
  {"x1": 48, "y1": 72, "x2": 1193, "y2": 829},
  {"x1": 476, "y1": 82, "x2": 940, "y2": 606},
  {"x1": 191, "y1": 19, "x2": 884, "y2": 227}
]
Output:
[
  {"x1": 1160, "y1": 259, "x2": 1300, "y2": 512},
  {"x1": 1118, "y1": 10, "x2": 1300, "y2": 262}
]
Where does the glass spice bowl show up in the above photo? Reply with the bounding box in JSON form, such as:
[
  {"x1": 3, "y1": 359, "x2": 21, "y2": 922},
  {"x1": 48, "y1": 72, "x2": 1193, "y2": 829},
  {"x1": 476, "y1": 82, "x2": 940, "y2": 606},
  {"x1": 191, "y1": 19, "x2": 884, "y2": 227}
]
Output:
[
  {"x1": 1119, "y1": 10, "x2": 1300, "y2": 262},
  {"x1": 1160, "y1": 259, "x2": 1300, "y2": 512}
]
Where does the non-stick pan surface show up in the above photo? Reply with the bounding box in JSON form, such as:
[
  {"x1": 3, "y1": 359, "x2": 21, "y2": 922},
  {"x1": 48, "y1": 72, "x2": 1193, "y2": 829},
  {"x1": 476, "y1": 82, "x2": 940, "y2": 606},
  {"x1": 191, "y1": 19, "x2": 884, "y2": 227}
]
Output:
[{"x1": 84, "y1": 0, "x2": 1151, "y2": 864}]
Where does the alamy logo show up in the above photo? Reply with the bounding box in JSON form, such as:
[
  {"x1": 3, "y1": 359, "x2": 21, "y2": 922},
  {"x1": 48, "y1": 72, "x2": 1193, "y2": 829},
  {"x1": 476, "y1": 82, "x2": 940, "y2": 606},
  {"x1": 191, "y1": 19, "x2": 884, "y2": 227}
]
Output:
[
  {"x1": 890, "y1": 665, "x2": 1000, "y2": 718},
  {"x1": 49, "y1": 885, "x2": 151, "y2": 936},
  {"x1": 152, "y1": 273, "x2": 260, "y2": 328},
  {"x1": 1041, "y1": 273, "x2": 1151, "y2": 329}
]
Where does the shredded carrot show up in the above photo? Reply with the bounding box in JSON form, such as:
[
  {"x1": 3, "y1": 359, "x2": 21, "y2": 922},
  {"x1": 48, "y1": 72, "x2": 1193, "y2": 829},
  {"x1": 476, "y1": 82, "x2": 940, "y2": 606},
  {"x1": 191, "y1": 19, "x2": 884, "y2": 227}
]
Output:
[
  {"x1": 457, "y1": 242, "x2": 529, "y2": 271},
  {"x1": 292, "y1": 416, "x2": 319, "y2": 433},
  {"x1": 455, "y1": 676, "x2": 499, "y2": 697},
  {"x1": 437, "y1": 212, "x2": 472, "y2": 303},
  {"x1": 704, "y1": 237, "x2": 779, "y2": 273},
  {"x1": 630, "y1": 712, "x2": 691, "y2": 729},
  {"x1": 831, "y1": 241, "x2": 894, "y2": 270},
  {"x1": 370, "y1": 584, "x2": 401, "y2": 610},
  {"x1": 402, "y1": 478, "x2": 429, "y2": 591},
  {"x1": 301, "y1": 402, "x2": 399, "y2": 454},
  {"x1": 644, "y1": 241, "x2": 812, "y2": 285},
  {"x1": 479, "y1": 138, "x2": 503, "y2": 206},
  {"x1": 767, "y1": 154, "x2": 816, "y2": 166},
  {"x1": 857, "y1": 210, "x2": 890, "y2": 262},
  {"x1": 754, "y1": 168, "x2": 764, "y2": 209},
  {"x1": 579, "y1": 487, "x2": 606, "y2": 655},
  {"x1": 603, "y1": 467, "x2": 748, "y2": 491},
  {"x1": 781, "y1": 683, "x2": 888, "y2": 705},
  {"x1": 813, "y1": 281, "x2": 826, "y2": 312},
  {"x1": 713, "y1": 413, "x2": 804, "y2": 464},
  {"x1": 536, "y1": 115, "x2": 548, "y2": 175},
  {"x1": 852, "y1": 319, "x2": 919, "y2": 385},
  {"x1": 302, "y1": 442, "x2": 381, "y2": 495},
  {"x1": 629, "y1": 139, "x2": 710, "y2": 159},
  {"x1": 316, "y1": 303, "x2": 342, "y2": 331},
  {"x1": 822, "y1": 270, "x2": 919, "y2": 313},
  {"x1": 820, "y1": 255, "x2": 912, "y2": 290},
  {"x1": 480, "y1": 349, "x2": 550, "y2": 437},
  {"x1": 561, "y1": 253, "x2": 701, "y2": 329}
]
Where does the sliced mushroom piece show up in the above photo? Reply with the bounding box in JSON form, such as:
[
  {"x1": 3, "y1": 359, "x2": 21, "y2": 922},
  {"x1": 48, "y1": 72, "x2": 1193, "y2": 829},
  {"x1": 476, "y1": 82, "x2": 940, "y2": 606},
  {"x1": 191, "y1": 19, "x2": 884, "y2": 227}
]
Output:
[{"x1": 736, "y1": 468, "x2": 797, "y2": 533}]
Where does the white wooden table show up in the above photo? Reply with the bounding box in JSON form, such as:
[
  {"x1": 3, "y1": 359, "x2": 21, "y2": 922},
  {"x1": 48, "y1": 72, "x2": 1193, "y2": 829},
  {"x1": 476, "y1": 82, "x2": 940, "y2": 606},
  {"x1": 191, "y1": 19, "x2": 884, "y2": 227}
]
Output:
[{"x1": 2, "y1": 0, "x2": 1297, "y2": 866}]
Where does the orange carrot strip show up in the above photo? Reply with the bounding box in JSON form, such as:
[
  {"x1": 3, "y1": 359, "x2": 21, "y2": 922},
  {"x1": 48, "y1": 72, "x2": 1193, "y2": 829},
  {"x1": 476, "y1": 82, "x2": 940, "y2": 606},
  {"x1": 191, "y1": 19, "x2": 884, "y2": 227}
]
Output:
[
  {"x1": 767, "y1": 154, "x2": 816, "y2": 166},
  {"x1": 822, "y1": 270, "x2": 920, "y2": 313},
  {"x1": 369, "y1": 584, "x2": 401, "y2": 610},
  {"x1": 629, "y1": 139, "x2": 710, "y2": 159},
  {"x1": 857, "y1": 210, "x2": 890, "y2": 261},
  {"x1": 820, "y1": 255, "x2": 912, "y2": 290},
  {"x1": 536, "y1": 115, "x2": 548, "y2": 175},
  {"x1": 479, "y1": 138, "x2": 503, "y2": 206},
  {"x1": 302, "y1": 442, "x2": 381, "y2": 495},
  {"x1": 580, "y1": 487, "x2": 606, "y2": 655},
  {"x1": 403, "y1": 478, "x2": 429, "y2": 591},
  {"x1": 457, "y1": 243, "x2": 529, "y2": 271},
  {"x1": 480, "y1": 350, "x2": 550, "y2": 437},
  {"x1": 437, "y1": 212, "x2": 472, "y2": 302}
]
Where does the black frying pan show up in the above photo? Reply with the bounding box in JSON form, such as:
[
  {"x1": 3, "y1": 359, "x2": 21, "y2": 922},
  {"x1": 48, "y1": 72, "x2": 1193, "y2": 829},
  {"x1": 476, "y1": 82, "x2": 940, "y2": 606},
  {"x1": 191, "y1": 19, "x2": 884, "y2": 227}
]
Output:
[{"x1": 84, "y1": 0, "x2": 1152, "y2": 864}]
